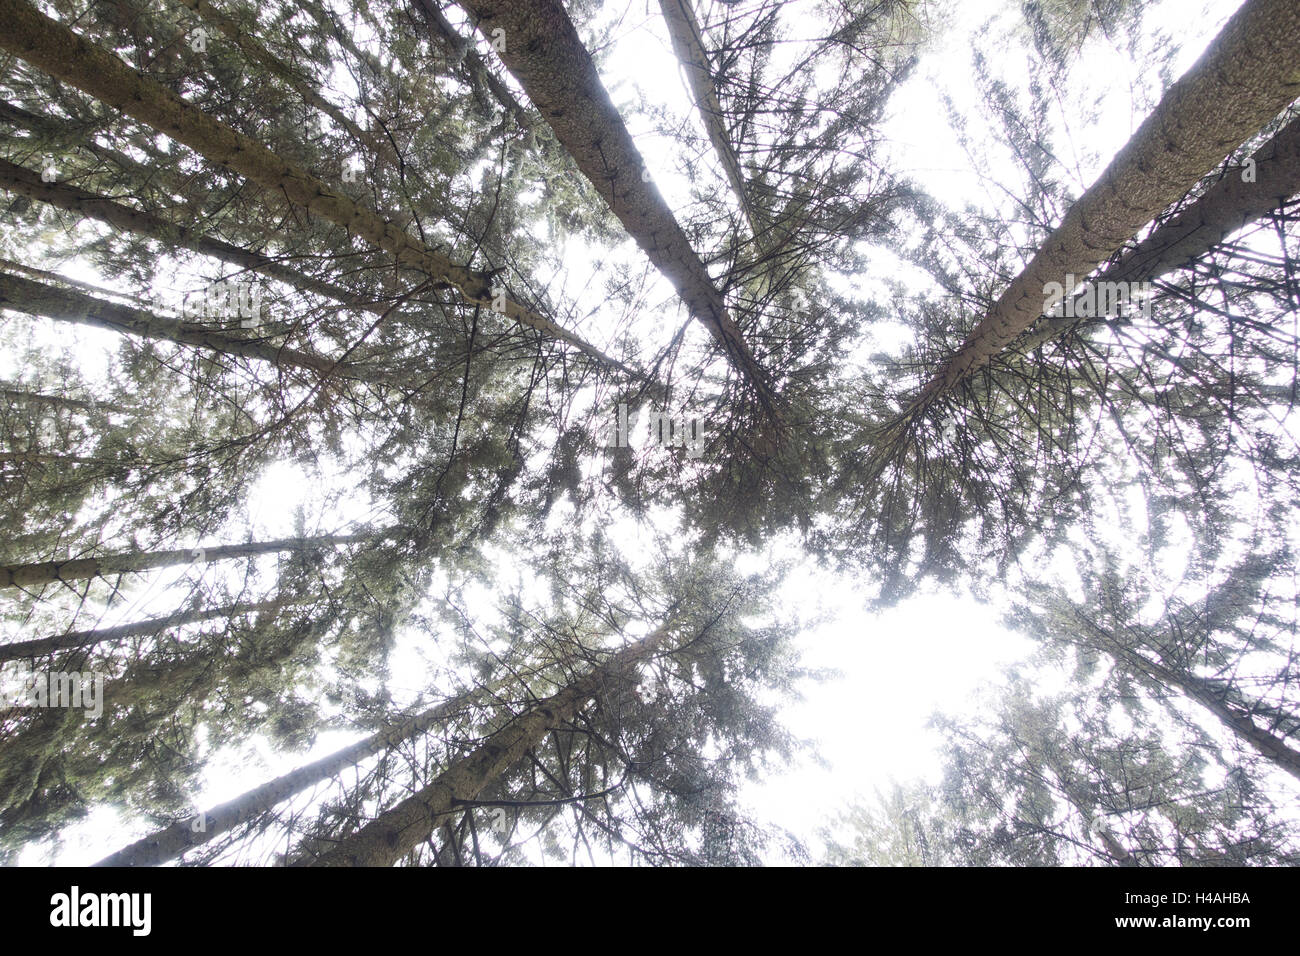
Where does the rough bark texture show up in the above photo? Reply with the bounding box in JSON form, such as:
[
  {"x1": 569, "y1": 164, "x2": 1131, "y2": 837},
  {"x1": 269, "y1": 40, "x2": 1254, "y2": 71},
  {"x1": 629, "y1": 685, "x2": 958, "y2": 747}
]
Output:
[
  {"x1": 0, "y1": 271, "x2": 406, "y2": 387},
  {"x1": 452, "y1": 0, "x2": 778, "y2": 410},
  {"x1": 0, "y1": 598, "x2": 300, "y2": 662},
  {"x1": 910, "y1": 0, "x2": 1300, "y2": 408},
  {"x1": 94, "y1": 678, "x2": 502, "y2": 866},
  {"x1": 0, "y1": 157, "x2": 384, "y2": 314},
  {"x1": 0, "y1": 533, "x2": 363, "y2": 590},
  {"x1": 0, "y1": 0, "x2": 628, "y2": 373},
  {"x1": 1014, "y1": 115, "x2": 1300, "y2": 352},
  {"x1": 305, "y1": 625, "x2": 673, "y2": 866}
]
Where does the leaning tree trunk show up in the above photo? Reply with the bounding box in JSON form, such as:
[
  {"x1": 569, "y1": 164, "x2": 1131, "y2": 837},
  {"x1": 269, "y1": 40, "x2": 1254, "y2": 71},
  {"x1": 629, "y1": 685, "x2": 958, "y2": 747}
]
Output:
[
  {"x1": 0, "y1": 533, "x2": 366, "y2": 590},
  {"x1": 0, "y1": 271, "x2": 406, "y2": 387},
  {"x1": 0, "y1": 597, "x2": 304, "y2": 662},
  {"x1": 93, "y1": 673, "x2": 511, "y2": 867},
  {"x1": 907, "y1": 0, "x2": 1300, "y2": 413},
  {"x1": 0, "y1": 0, "x2": 630, "y2": 376},
  {"x1": 0, "y1": 385, "x2": 131, "y2": 416},
  {"x1": 1014, "y1": 115, "x2": 1300, "y2": 354},
  {"x1": 303, "y1": 624, "x2": 674, "y2": 866},
  {"x1": 659, "y1": 0, "x2": 764, "y2": 241},
  {"x1": 1121, "y1": 650, "x2": 1300, "y2": 785},
  {"x1": 451, "y1": 0, "x2": 778, "y2": 413},
  {"x1": 0, "y1": 158, "x2": 385, "y2": 315},
  {"x1": 411, "y1": 0, "x2": 532, "y2": 127}
]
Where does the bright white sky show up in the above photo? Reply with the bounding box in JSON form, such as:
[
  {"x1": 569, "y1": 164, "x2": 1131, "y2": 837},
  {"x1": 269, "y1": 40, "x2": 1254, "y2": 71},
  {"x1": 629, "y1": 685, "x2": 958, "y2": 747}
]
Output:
[{"x1": 8, "y1": 0, "x2": 1268, "y2": 864}]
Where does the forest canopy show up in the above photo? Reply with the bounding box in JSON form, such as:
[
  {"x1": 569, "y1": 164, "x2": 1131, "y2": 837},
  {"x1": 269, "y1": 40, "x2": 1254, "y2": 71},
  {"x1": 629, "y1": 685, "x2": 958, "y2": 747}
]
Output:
[{"x1": 1, "y1": 0, "x2": 1298, "y2": 867}]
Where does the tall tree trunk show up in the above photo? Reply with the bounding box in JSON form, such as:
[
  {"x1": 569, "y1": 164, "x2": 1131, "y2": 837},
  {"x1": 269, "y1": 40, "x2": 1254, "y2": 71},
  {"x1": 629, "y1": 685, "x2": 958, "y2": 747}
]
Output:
[
  {"x1": 658, "y1": 0, "x2": 763, "y2": 241},
  {"x1": 0, "y1": 0, "x2": 631, "y2": 376},
  {"x1": 0, "y1": 270, "x2": 407, "y2": 387},
  {"x1": 1015, "y1": 116, "x2": 1300, "y2": 354},
  {"x1": 0, "y1": 533, "x2": 366, "y2": 590},
  {"x1": 1120, "y1": 649, "x2": 1300, "y2": 784},
  {"x1": 451, "y1": 0, "x2": 778, "y2": 412},
  {"x1": 93, "y1": 675, "x2": 507, "y2": 866},
  {"x1": 907, "y1": 0, "x2": 1300, "y2": 412},
  {"x1": 0, "y1": 158, "x2": 385, "y2": 315},
  {"x1": 0, "y1": 385, "x2": 131, "y2": 416},
  {"x1": 0, "y1": 454, "x2": 110, "y2": 466},
  {"x1": 0, "y1": 597, "x2": 303, "y2": 662},
  {"x1": 303, "y1": 624, "x2": 674, "y2": 866},
  {"x1": 410, "y1": 0, "x2": 531, "y2": 127}
]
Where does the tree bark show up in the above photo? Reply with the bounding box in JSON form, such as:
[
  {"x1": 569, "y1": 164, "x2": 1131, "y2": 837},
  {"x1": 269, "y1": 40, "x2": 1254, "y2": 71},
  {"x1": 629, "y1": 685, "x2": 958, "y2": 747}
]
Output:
[
  {"x1": 0, "y1": 0, "x2": 630, "y2": 376},
  {"x1": 410, "y1": 0, "x2": 532, "y2": 128},
  {"x1": 0, "y1": 157, "x2": 385, "y2": 315},
  {"x1": 0, "y1": 270, "x2": 408, "y2": 387},
  {"x1": 1015, "y1": 115, "x2": 1300, "y2": 354},
  {"x1": 0, "y1": 598, "x2": 302, "y2": 662},
  {"x1": 908, "y1": 0, "x2": 1300, "y2": 411},
  {"x1": 0, "y1": 533, "x2": 366, "y2": 590},
  {"x1": 0, "y1": 385, "x2": 131, "y2": 415},
  {"x1": 451, "y1": 0, "x2": 778, "y2": 411},
  {"x1": 1122, "y1": 650, "x2": 1300, "y2": 784},
  {"x1": 658, "y1": 0, "x2": 764, "y2": 240},
  {"x1": 303, "y1": 624, "x2": 673, "y2": 866}
]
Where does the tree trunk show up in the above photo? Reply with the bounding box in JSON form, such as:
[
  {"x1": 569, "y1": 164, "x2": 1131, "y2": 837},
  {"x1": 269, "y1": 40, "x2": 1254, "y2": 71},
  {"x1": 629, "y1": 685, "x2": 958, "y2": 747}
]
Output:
[
  {"x1": 658, "y1": 0, "x2": 763, "y2": 240},
  {"x1": 1015, "y1": 116, "x2": 1300, "y2": 353},
  {"x1": 908, "y1": 0, "x2": 1300, "y2": 410},
  {"x1": 0, "y1": 533, "x2": 366, "y2": 590},
  {"x1": 0, "y1": 270, "x2": 407, "y2": 387},
  {"x1": 451, "y1": 0, "x2": 777, "y2": 412},
  {"x1": 0, "y1": 157, "x2": 384, "y2": 315},
  {"x1": 0, "y1": 0, "x2": 630, "y2": 376},
  {"x1": 410, "y1": 0, "x2": 531, "y2": 128},
  {"x1": 303, "y1": 624, "x2": 673, "y2": 866},
  {"x1": 93, "y1": 676, "x2": 506, "y2": 866},
  {"x1": 0, "y1": 385, "x2": 131, "y2": 416},
  {"x1": 1123, "y1": 651, "x2": 1300, "y2": 784},
  {"x1": 0, "y1": 597, "x2": 303, "y2": 662}
]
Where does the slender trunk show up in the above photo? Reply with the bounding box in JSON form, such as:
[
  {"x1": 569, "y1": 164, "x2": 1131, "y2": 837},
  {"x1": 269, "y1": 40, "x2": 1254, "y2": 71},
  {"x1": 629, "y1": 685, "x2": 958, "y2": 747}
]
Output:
[
  {"x1": 1093, "y1": 824, "x2": 1139, "y2": 866},
  {"x1": 0, "y1": 533, "x2": 366, "y2": 590},
  {"x1": 1123, "y1": 650, "x2": 1300, "y2": 784},
  {"x1": 0, "y1": 271, "x2": 407, "y2": 387},
  {"x1": 0, "y1": 453, "x2": 108, "y2": 466},
  {"x1": 177, "y1": 0, "x2": 375, "y2": 159},
  {"x1": 908, "y1": 0, "x2": 1300, "y2": 410},
  {"x1": 0, "y1": 0, "x2": 630, "y2": 375},
  {"x1": 0, "y1": 598, "x2": 302, "y2": 662},
  {"x1": 451, "y1": 0, "x2": 777, "y2": 411},
  {"x1": 1015, "y1": 116, "x2": 1300, "y2": 354},
  {"x1": 410, "y1": 0, "x2": 531, "y2": 127},
  {"x1": 304, "y1": 624, "x2": 673, "y2": 866},
  {"x1": 0, "y1": 385, "x2": 131, "y2": 416},
  {"x1": 658, "y1": 0, "x2": 763, "y2": 240},
  {"x1": 0, "y1": 158, "x2": 384, "y2": 315},
  {"x1": 93, "y1": 676, "x2": 506, "y2": 866}
]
